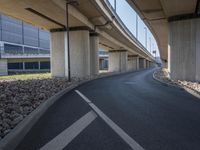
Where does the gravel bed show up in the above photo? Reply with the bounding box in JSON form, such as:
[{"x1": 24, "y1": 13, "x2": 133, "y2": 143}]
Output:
[
  {"x1": 154, "y1": 68, "x2": 200, "y2": 93},
  {"x1": 0, "y1": 75, "x2": 97, "y2": 139}
]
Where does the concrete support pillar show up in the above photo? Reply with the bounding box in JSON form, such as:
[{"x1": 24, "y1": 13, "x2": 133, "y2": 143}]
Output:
[
  {"x1": 50, "y1": 31, "x2": 68, "y2": 77},
  {"x1": 136, "y1": 56, "x2": 139, "y2": 70},
  {"x1": 90, "y1": 33, "x2": 99, "y2": 76},
  {"x1": 146, "y1": 60, "x2": 149, "y2": 68},
  {"x1": 162, "y1": 60, "x2": 168, "y2": 69},
  {"x1": 70, "y1": 30, "x2": 90, "y2": 78},
  {"x1": 139, "y1": 58, "x2": 146, "y2": 69},
  {"x1": 127, "y1": 55, "x2": 138, "y2": 71},
  {"x1": 51, "y1": 30, "x2": 91, "y2": 78},
  {"x1": 146, "y1": 60, "x2": 148, "y2": 68},
  {"x1": 149, "y1": 61, "x2": 153, "y2": 68},
  {"x1": 109, "y1": 50, "x2": 127, "y2": 72},
  {"x1": 169, "y1": 18, "x2": 200, "y2": 81}
]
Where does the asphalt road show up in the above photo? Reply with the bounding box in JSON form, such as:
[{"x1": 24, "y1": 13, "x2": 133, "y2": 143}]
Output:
[{"x1": 16, "y1": 68, "x2": 200, "y2": 150}]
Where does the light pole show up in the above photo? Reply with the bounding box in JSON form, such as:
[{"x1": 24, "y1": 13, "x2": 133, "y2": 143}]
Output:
[
  {"x1": 114, "y1": 0, "x2": 116, "y2": 11},
  {"x1": 66, "y1": 0, "x2": 79, "y2": 82},
  {"x1": 136, "y1": 14, "x2": 138, "y2": 39},
  {"x1": 153, "y1": 50, "x2": 156, "y2": 59},
  {"x1": 144, "y1": 27, "x2": 147, "y2": 49},
  {"x1": 149, "y1": 37, "x2": 151, "y2": 53}
]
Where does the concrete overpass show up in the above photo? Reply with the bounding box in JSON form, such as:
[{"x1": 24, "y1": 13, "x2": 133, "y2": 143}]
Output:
[
  {"x1": 0, "y1": 0, "x2": 155, "y2": 79},
  {"x1": 127, "y1": 0, "x2": 200, "y2": 81}
]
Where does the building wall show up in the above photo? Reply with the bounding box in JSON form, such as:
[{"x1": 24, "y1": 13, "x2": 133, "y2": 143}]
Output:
[
  {"x1": 0, "y1": 14, "x2": 50, "y2": 49},
  {"x1": 7, "y1": 58, "x2": 50, "y2": 73},
  {"x1": 0, "y1": 59, "x2": 7, "y2": 75},
  {"x1": 0, "y1": 14, "x2": 50, "y2": 75}
]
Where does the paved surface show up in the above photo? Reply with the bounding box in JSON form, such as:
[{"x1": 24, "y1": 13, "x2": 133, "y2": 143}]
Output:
[{"x1": 16, "y1": 68, "x2": 200, "y2": 150}]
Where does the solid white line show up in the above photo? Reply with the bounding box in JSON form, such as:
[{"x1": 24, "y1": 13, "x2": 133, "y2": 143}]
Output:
[
  {"x1": 75, "y1": 90, "x2": 91, "y2": 103},
  {"x1": 39, "y1": 111, "x2": 97, "y2": 150},
  {"x1": 75, "y1": 90, "x2": 145, "y2": 150}
]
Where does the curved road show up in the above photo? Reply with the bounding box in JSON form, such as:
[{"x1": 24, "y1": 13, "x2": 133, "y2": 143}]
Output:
[{"x1": 16, "y1": 68, "x2": 200, "y2": 150}]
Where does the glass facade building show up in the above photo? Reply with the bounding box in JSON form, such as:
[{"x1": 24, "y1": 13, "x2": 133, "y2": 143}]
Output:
[{"x1": 0, "y1": 14, "x2": 50, "y2": 75}]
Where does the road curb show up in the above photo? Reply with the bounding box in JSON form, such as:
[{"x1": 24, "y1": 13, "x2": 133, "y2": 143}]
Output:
[
  {"x1": 152, "y1": 70, "x2": 181, "y2": 88},
  {"x1": 153, "y1": 70, "x2": 200, "y2": 99},
  {"x1": 0, "y1": 83, "x2": 79, "y2": 150},
  {"x1": 0, "y1": 69, "x2": 145, "y2": 150}
]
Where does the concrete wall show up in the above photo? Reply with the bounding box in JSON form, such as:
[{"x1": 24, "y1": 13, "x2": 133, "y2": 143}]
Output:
[
  {"x1": 109, "y1": 50, "x2": 127, "y2": 72},
  {"x1": 146, "y1": 60, "x2": 149, "y2": 68},
  {"x1": 90, "y1": 35, "x2": 99, "y2": 75},
  {"x1": 0, "y1": 59, "x2": 8, "y2": 75},
  {"x1": 0, "y1": 14, "x2": 50, "y2": 49},
  {"x1": 139, "y1": 58, "x2": 146, "y2": 69},
  {"x1": 51, "y1": 32, "x2": 68, "y2": 77},
  {"x1": 70, "y1": 30, "x2": 90, "y2": 78},
  {"x1": 51, "y1": 30, "x2": 96, "y2": 78},
  {"x1": 169, "y1": 18, "x2": 200, "y2": 81},
  {"x1": 127, "y1": 56, "x2": 138, "y2": 71}
]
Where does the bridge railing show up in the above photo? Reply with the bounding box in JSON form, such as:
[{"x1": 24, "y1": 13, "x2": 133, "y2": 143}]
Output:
[{"x1": 104, "y1": 0, "x2": 153, "y2": 58}]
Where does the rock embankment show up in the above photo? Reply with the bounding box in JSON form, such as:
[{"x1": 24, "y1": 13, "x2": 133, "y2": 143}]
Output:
[
  {"x1": 154, "y1": 68, "x2": 200, "y2": 93},
  {"x1": 0, "y1": 77, "x2": 73, "y2": 139}
]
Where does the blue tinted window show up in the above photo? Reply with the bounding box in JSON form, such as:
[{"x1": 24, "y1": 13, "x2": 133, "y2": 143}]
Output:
[
  {"x1": 4, "y1": 44, "x2": 23, "y2": 54},
  {"x1": 40, "y1": 61, "x2": 50, "y2": 69},
  {"x1": 25, "y1": 62, "x2": 39, "y2": 69},
  {"x1": 8, "y1": 62, "x2": 23, "y2": 69}
]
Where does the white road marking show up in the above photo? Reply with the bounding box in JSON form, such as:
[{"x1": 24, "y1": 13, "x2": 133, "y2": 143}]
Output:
[
  {"x1": 75, "y1": 90, "x2": 145, "y2": 150},
  {"x1": 39, "y1": 111, "x2": 97, "y2": 150},
  {"x1": 75, "y1": 90, "x2": 91, "y2": 103}
]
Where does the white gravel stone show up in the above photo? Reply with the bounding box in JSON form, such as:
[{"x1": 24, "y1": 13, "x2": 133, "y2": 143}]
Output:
[
  {"x1": 0, "y1": 76, "x2": 96, "y2": 139},
  {"x1": 155, "y1": 68, "x2": 200, "y2": 93}
]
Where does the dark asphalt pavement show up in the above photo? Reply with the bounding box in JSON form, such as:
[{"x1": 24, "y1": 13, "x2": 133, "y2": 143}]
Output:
[{"x1": 16, "y1": 68, "x2": 200, "y2": 150}]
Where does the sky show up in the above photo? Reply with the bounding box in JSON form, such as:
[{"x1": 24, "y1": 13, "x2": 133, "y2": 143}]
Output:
[{"x1": 108, "y1": 0, "x2": 160, "y2": 57}]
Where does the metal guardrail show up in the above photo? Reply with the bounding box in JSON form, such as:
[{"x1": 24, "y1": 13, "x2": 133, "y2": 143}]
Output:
[{"x1": 104, "y1": 0, "x2": 154, "y2": 59}]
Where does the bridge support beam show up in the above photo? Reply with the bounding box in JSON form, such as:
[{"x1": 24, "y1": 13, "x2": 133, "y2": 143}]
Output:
[
  {"x1": 51, "y1": 29, "x2": 98, "y2": 78},
  {"x1": 146, "y1": 60, "x2": 148, "y2": 68},
  {"x1": 139, "y1": 58, "x2": 146, "y2": 69},
  {"x1": 127, "y1": 55, "x2": 139, "y2": 71},
  {"x1": 70, "y1": 30, "x2": 90, "y2": 78},
  {"x1": 108, "y1": 50, "x2": 127, "y2": 72},
  {"x1": 90, "y1": 33, "x2": 99, "y2": 76},
  {"x1": 169, "y1": 18, "x2": 200, "y2": 81},
  {"x1": 51, "y1": 31, "x2": 68, "y2": 77}
]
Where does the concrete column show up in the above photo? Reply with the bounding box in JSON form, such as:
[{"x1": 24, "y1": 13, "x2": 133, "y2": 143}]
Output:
[
  {"x1": 50, "y1": 30, "x2": 91, "y2": 78},
  {"x1": 162, "y1": 60, "x2": 168, "y2": 69},
  {"x1": 139, "y1": 58, "x2": 146, "y2": 69},
  {"x1": 149, "y1": 61, "x2": 153, "y2": 68},
  {"x1": 69, "y1": 30, "x2": 90, "y2": 78},
  {"x1": 127, "y1": 55, "x2": 138, "y2": 71},
  {"x1": 109, "y1": 50, "x2": 127, "y2": 72},
  {"x1": 136, "y1": 56, "x2": 139, "y2": 70},
  {"x1": 0, "y1": 59, "x2": 8, "y2": 75},
  {"x1": 146, "y1": 60, "x2": 148, "y2": 68},
  {"x1": 169, "y1": 18, "x2": 200, "y2": 81},
  {"x1": 90, "y1": 33, "x2": 99, "y2": 76},
  {"x1": 146, "y1": 60, "x2": 150, "y2": 68},
  {"x1": 144, "y1": 59, "x2": 147, "y2": 69},
  {"x1": 50, "y1": 31, "x2": 68, "y2": 77}
]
